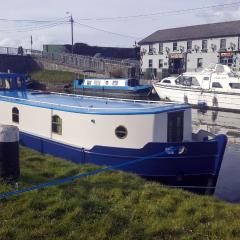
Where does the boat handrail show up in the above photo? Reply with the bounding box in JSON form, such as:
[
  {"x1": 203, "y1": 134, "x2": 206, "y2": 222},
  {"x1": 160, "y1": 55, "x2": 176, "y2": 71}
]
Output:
[
  {"x1": 30, "y1": 90, "x2": 161, "y2": 104},
  {"x1": 0, "y1": 93, "x2": 171, "y2": 111}
]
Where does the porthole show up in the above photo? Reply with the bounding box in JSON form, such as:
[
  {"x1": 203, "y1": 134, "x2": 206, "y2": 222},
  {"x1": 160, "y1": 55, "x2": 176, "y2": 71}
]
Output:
[
  {"x1": 12, "y1": 107, "x2": 19, "y2": 123},
  {"x1": 115, "y1": 125, "x2": 127, "y2": 139}
]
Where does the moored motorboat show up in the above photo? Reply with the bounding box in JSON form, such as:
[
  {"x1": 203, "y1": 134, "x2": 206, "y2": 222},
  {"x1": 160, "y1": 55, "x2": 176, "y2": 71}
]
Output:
[
  {"x1": 154, "y1": 64, "x2": 240, "y2": 112},
  {"x1": 64, "y1": 77, "x2": 152, "y2": 99},
  {"x1": 0, "y1": 72, "x2": 228, "y2": 194}
]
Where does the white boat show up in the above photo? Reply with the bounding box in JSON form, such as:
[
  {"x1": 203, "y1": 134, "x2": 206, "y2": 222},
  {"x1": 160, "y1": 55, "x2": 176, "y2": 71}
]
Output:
[
  {"x1": 0, "y1": 72, "x2": 228, "y2": 194},
  {"x1": 154, "y1": 64, "x2": 240, "y2": 112}
]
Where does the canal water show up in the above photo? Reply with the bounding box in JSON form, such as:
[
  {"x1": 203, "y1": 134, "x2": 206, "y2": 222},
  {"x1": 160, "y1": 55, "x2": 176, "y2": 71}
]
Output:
[{"x1": 192, "y1": 109, "x2": 240, "y2": 202}]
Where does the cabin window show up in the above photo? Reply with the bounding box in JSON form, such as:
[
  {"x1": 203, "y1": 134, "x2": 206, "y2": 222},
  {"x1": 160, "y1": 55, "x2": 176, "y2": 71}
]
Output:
[
  {"x1": 105, "y1": 80, "x2": 109, "y2": 85},
  {"x1": 78, "y1": 79, "x2": 84, "y2": 85},
  {"x1": 12, "y1": 107, "x2": 19, "y2": 123},
  {"x1": 229, "y1": 83, "x2": 240, "y2": 89},
  {"x1": 167, "y1": 111, "x2": 184, "y2": 142},
  {"x1": 17, "y1": 77, "x2": 22, "y2": 89},
  {"x1": 87, "y1": 80, "x2": 92, "y2": 85},
  {"x1": 94, "y1": 80, "x2": 100, "y2": 86},
  {"x1": 212, "y1": 82, "x2": 223, "y2": 88},
  {"x1": 115, "y1": 126, "x2": 127, "y2": 139},
  {"x1": 112, "y1": 81, "x2": 118, "y2": 86},
  {"x1": 52, "y1": 115, "x2": 62, "y2": 135},
  {"x1": 0, "y1": 78, "x2": 11, "y2": 89},
  {"x1": 162, "y1": 79, "x2": 171, "y2": 84},
  {"x1": 191, "y1": 77, "x2": 200, "y2": 86},
  {"x1": 203, "y1": 77, "x2": 209, "y2": 80}
]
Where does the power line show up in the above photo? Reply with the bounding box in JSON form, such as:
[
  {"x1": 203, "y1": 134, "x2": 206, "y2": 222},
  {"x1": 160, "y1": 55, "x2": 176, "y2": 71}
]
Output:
[
  {"x1": 75, "y1": 1, "x2": 240, "y2": 22},
  {"x1": 0, "y1": 21, "x2": 67, "y2": 33},
  {"x1": 75, "y1": 21, "x2": 141, "y2": 39},
  {"x1": 0, "y1": 17, "x2": 68, "y2": 24}
]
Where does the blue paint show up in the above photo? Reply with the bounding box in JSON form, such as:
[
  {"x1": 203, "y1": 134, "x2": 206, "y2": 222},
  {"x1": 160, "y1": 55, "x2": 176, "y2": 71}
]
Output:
[
  {"x1": 0, "y1": 148, "x2": 170, "y2": 200},
  {"x1": 0, "y1": 90, "x2": 191, "y2": 115},
  {"x1": 0, "y1": 73, "x2": 27, "y2": 92},
  {"x1": 73, "y1": 78, "x2": 152, "y2": 92},
  {"x1": 19, "y1": 131, "x2": 227, "y2": 179}
]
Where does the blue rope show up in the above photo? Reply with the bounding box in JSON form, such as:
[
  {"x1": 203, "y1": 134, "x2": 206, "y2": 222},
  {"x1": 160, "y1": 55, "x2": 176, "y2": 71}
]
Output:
[{"x1": 0, "y1": 149, "x2": 169, "y2": 200}]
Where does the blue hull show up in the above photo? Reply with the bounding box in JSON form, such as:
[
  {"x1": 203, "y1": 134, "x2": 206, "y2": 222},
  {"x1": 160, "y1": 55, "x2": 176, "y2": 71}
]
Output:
[{"x1": 19, "y1": 132, "x2": 227, "y2": 194}]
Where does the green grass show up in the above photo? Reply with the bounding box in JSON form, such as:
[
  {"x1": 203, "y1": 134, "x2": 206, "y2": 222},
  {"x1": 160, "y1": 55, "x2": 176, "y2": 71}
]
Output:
[
  {"x1": 30, "y1": 70, "x2": 83, "y2": 84},
  {"x1": 0, "y1": 147, "x2": 240, "y2": 240}
]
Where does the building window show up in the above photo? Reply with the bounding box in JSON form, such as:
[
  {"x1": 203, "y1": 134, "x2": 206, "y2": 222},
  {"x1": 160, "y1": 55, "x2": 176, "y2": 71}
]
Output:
[
  {"x1": 149, "y1": 44, "x2": 154, "y2": 54},
  {"x1": 220, "y1": 39, "x2": 226, "y2": 50},
  {"x1": 159, "y1": 42, "x2": 163, "y2": 53},
  {"x1": 197, "y1": 58, "x2": 203, "y2": 68},
  {"x1": 187, "y1": 41, "x2": 192, "y2": 50},
  {"x1": 12, "y1": 107, "x2": 19, "y2": 123},
  {"x1": 202, "y1": 40, "x2": 208, "y2": 50},
  {"x1": 115, "y1": 126, "x2": 127, "y2": 139},
  {"x1": 212, "y1": 82, "x2": 222, "y2": 88},
  {"x1": 159, "y1": 59, "x2": 163, "y2": 68},
  {"x1": 52, "y1": 115, "x2": 62, "y2": 135},
  {"x1": 149, "y1": 59, "x2": 153, "y2": 68},
  {"x1": 173, "y1": 42, "x2": 178, "y2": 51}
]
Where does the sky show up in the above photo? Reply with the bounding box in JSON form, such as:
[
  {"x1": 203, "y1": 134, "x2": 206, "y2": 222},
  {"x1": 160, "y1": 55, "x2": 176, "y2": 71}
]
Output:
[{"x1": 1, "y1": 0, "x2": 240, "y2": 50}]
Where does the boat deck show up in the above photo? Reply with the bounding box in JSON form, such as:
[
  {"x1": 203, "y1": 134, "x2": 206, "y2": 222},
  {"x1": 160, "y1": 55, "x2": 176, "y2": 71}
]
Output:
[{"x1": 0, "y1": 90, "x2": 190, "y2": 115}]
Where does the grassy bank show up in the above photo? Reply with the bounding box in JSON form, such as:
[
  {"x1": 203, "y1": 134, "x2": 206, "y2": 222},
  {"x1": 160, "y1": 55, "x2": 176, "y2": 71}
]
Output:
[
  {"x1": 0, "y1": 147, "x2": 240, "y2": 240},
  {"x1": 30, "y1": 70, "x2": 82, "y2": 84}
]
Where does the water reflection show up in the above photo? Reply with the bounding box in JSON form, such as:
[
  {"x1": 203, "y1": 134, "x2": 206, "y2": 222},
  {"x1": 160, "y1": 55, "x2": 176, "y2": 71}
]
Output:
[
  {"x1": 192, "y1": 109, "x2": 240, "y2": 202},
  {"x1": 192, "y1": 109, "x2": 240, "y2": 144}
]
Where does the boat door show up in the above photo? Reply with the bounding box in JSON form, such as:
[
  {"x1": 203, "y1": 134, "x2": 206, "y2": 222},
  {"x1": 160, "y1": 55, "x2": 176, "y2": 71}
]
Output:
[{"x1": 167, "y1": 111, "x2": 184, "y2": 142}]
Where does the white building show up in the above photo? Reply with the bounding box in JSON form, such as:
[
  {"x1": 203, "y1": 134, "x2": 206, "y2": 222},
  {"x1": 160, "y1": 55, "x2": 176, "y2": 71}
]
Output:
[{"x1": 139, "y1": 20, "x2": 240, "y2": 79}]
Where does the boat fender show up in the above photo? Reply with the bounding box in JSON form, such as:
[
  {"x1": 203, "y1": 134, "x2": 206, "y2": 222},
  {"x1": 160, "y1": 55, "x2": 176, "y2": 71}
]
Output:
[{"x1": 212, "y1": 96, "x2": 218, "y2": 107}]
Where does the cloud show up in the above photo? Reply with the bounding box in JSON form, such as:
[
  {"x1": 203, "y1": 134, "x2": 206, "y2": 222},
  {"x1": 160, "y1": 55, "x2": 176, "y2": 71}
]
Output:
[{"x1": 196, "y1": 3, "x2": 240, "y2": 23}]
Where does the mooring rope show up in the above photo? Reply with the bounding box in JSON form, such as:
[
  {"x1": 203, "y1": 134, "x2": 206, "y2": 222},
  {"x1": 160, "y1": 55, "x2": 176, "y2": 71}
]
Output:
[
  {"x1": 0, "y1": 146, "x2": 216, "y2": 200},
  {"x1": 0, "y1": 149, "x2": 169, "y2": 200}
]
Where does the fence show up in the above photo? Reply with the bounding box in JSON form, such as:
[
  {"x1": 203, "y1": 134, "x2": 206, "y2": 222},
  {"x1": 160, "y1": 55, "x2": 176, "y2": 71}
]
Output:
[{"x1": 0, "y1": 46, "x2": 140, "y2": 77}]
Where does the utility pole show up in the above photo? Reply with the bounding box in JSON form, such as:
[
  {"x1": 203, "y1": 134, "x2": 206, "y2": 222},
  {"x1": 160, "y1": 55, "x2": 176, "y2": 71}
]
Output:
[
  {"x1": 70, "y1": 14, "x2": 74, "y2": 54},
  {"x1": 30, "y1": 35, "x2": 33, "y2": 54}
]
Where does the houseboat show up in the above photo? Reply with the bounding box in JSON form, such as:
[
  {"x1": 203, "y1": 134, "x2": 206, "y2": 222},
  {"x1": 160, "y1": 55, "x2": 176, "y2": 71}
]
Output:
[
  {"x1": 64, "y1": 78, "x2": 152, "y2": 99},
  {"x1": 0, "y1": 73, "x2": 227, "y2": 193},
  {"x1": 154, "y1": 64, "x2": 240, "y2": 112}
]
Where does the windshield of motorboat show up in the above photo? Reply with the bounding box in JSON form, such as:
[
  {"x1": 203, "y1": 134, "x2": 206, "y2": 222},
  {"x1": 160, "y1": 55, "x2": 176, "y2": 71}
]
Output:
[
  {"x1": 228, "y1": 72, "x2": 239, "y2": 78},
  {"x1": 175, "y1": 75, "x2": 200, "y2": 87}
]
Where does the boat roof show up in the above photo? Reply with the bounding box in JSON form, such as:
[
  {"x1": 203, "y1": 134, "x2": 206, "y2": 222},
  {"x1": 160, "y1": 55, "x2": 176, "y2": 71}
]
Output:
[
  {"x1": 79, "y1": 78, "x2": 132, "y2": 81},
  {"x1": 0, "y1": 91, "x2": 190, "y2": 115}
]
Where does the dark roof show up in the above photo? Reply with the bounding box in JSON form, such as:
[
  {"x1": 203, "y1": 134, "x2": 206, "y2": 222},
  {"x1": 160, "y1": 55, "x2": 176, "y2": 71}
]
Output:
[{"x1": 138, "y1": 20, "x2": 240, "y2": 45}]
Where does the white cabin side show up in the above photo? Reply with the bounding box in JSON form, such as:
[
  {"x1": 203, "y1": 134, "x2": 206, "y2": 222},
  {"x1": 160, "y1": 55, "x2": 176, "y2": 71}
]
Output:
[{"x1": 0, "y1": 101, "x2": 192, "y2": 149}]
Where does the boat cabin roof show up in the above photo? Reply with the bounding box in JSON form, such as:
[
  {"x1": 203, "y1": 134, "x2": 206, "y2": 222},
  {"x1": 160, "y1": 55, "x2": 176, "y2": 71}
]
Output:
[
  {"x1": 0, "y1": 90, "x2": 190, "y2": 115},
  {"x1": 74, "y1": 78, "x2": 142, "y2": 87}
]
